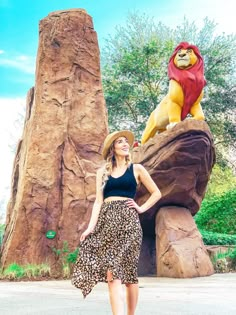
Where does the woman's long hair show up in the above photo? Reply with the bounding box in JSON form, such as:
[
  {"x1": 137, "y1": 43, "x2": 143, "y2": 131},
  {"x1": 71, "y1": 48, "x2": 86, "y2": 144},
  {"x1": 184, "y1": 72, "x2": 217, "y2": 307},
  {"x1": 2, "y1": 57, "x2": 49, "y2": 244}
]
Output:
[{"x1": 101, "y1": 141, "x2": 132, "y2": 190}]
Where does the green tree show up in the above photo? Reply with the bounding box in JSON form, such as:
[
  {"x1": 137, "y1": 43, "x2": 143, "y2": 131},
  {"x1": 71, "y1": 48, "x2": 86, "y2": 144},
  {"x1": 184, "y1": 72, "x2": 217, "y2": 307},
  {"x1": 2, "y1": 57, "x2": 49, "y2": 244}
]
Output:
[
  {"x1": 102, "y1": 12, "x2": 236, "y2": 164},
  {"x1": 195, "y1": 189, "x2": 236, "y2": 234},
  {"x1": 102, "y1": 13, "x2": 173, "y2": 137},
  {"x1": 205, "y1": 164, "x2": 236, "y2": 197}
]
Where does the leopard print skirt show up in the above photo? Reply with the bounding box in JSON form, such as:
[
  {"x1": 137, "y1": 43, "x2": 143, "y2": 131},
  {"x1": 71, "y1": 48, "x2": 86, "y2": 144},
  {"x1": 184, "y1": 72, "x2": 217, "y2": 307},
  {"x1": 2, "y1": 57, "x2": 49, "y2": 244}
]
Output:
[{"x1": 71, "y1": 200, "x2": 143, "y2": 298}]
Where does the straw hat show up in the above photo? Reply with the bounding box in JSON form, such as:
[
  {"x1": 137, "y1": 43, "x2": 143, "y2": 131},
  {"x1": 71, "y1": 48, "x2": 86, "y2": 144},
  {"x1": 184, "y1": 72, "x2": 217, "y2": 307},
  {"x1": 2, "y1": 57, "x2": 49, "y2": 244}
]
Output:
[{"x1": 102, "y1": 130, "x2": 134, "y2": 159}]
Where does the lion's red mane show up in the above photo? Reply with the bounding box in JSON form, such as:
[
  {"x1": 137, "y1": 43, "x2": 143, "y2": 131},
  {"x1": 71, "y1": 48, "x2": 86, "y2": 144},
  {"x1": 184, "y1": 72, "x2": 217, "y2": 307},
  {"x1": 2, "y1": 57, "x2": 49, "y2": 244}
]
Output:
[{"x1": 168, "y1": 42, "x2": 206, "y2": 120}]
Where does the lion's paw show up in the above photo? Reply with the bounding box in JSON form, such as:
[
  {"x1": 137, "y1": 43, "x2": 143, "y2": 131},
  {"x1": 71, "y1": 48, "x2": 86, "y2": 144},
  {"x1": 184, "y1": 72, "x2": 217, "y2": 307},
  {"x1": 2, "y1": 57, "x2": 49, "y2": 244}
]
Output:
[{"x1": 166, "y1": 122, "x2": 178, "y2": 130}]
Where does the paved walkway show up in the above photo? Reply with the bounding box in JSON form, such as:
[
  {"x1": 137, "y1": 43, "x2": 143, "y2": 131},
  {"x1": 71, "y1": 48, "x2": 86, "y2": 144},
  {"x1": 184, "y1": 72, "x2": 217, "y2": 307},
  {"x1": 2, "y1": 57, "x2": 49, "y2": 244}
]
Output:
[{"x1": 0, "y1": 273, "x2": 236, "y2": 315}]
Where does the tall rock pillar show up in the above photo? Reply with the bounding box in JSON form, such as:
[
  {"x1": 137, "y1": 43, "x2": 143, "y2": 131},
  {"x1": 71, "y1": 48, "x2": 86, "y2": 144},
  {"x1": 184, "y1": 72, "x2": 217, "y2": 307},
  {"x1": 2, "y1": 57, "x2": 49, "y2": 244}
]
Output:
[{"x1": 1, "y1": 9, "x2": 108, "y2": 268}]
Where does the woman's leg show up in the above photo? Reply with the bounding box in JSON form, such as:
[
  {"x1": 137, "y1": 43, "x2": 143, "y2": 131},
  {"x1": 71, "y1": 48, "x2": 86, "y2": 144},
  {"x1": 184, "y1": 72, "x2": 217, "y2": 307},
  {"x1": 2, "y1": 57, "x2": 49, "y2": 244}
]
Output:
[
  {"x1": 125, "y1": 283, "x2": 139, "y2": 315},
  {"x1": 107, "y1": 270, "x2": 124, "y2": 315}
]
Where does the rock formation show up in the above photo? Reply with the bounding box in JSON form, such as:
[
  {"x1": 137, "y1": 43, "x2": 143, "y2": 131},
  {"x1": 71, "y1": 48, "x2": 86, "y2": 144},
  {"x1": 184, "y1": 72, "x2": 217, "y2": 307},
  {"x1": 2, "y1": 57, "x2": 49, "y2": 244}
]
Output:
[
  {"x1": 1, "y1": 9, "x2": 215, "y2": 279},
  {"x1": 156, "y1": 206, "x2": 214, "y2": 277},
  {"x1": 1, "y1": 9, "x2": 108, "y2": 270},
  {"x1": 135, "y1": 119, "x2": 215, "y2": 277}
]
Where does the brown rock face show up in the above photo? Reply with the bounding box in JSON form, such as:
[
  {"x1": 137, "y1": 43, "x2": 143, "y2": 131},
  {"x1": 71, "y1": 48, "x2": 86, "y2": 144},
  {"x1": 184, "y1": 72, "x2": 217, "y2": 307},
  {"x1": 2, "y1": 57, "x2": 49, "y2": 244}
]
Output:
[
  {"x1": 135, "y1": 120, "x2": 215, "y2": 277},
  {"x1": 1, "y1": 9, "x2": 108, "y2": 269},
  {"x1": 134, "y1": 119, "x2": 215, "y2": 230},
  {"x1": 156, "y1": 207, "x2": 214, "y2": 277}
]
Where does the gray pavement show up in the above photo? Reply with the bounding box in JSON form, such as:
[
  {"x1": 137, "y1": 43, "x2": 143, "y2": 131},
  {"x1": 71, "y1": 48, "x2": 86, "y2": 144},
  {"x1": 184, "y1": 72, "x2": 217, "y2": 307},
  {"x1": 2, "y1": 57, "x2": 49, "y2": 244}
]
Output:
[{"x1": 0, "y1": 273, "x2": 236, "y2": 315}]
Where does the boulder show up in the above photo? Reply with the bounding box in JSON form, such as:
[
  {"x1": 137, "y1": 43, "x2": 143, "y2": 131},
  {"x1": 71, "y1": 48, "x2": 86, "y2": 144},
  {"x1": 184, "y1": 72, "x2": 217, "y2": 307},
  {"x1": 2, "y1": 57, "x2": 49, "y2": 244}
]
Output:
[{"x1": 156, "y1": 206, "x2": 214, "y2": 277}]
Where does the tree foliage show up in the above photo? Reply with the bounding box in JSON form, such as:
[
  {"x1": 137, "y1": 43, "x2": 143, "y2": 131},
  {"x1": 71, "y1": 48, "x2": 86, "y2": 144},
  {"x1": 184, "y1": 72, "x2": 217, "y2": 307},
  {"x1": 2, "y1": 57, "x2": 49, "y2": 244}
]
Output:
[
  {"x1": 195, "y1": 189, "x2": 236, "y2": 234},
  {"x1": 102, "y1": 12, "x2": 236, "y2": 164},
  {"x1": 200, "y1": 229, "x2": 236, "y2": 245},
  {"x1": 205, "y1": 164, "x2": 236, "y2": 197}
]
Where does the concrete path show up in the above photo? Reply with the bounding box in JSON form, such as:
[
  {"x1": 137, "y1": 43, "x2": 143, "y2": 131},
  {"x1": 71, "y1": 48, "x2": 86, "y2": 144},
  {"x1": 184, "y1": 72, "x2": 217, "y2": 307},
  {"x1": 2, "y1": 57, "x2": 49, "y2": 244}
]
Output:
[{"x1": 0, "y1": 273, "x2": 236, "y2": 315}]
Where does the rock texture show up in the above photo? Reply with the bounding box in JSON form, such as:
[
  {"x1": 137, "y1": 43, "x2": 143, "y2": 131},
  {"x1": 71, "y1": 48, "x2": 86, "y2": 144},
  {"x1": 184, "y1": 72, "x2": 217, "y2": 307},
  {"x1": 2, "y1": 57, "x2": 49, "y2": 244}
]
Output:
[
  {"x1": 1, "y1": 9, "x2": 108, "y2": 269},
  {"x1": 133, "y1": 119, "x2": 215, "y2": 228},
  {"x1": 156, "y1": 207, "x2": 214, "y2": 277},
  {"x1": 134, "y1": 119, "x2": 215, "y2": 277},
  {"x1": 0, "y1": 11, "x2": 215, "y2": 279}
]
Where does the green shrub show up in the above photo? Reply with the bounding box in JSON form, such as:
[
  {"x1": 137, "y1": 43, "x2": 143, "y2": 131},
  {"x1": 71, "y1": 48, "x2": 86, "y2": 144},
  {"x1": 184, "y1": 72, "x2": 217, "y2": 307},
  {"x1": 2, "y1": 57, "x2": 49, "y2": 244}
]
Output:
[
  {"x1": 211, "y1": 248, "x2": 233, "y2": 263},
  {"x1": 228, "y1": 248, "x2": 236, "y2": 268},
  {"x1": 24, "y1": 264, "x2": 40, "y2": 278},
  {"x1": 200, "y1": 229, "x2": 236, "y2": 245},
  {"x1": 1, "y1": 263, "x2": 51, "y2": 280},
  {"x1": 38, "y1": 263, "x2": 51, "y2": 277},
  {"x1": 51, "y1": 241, "x2": 79, "y2": 265},
  {"x1": 66, "y1": 248, "x2": 79, "y2": 264},
  {"x1": 195, "y1": 189, "x2": 236, "y2": 234},
  {"x1": 62, "y1": 263, "x2": 71, "y2": 278},
  {"x1": 211, "y1": 247, "x2": 236, "y2": 272},
  {"x1": 51, "y1": 241, "x2": 79, "y2": 278},
  {"x1": 3, "y1": 263, "x2": 25, "y2": 279},
  {"x1": 23, "y1": 263, "x2": 50, "y2": 278}
]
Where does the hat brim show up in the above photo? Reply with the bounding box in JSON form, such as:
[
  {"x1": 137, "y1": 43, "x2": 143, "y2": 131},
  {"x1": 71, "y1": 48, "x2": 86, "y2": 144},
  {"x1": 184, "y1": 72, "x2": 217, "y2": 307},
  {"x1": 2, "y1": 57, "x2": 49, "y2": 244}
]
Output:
[{"x1": 102, "y1": 130, "x2": 134, "y2": 159}]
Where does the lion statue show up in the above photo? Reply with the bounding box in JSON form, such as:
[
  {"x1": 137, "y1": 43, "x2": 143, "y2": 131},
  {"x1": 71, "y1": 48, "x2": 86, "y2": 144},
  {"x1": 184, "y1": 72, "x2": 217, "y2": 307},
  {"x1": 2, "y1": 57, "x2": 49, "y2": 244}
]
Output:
[{"x1": 141, "y1": 42, "x2": 206, "y2": 144}]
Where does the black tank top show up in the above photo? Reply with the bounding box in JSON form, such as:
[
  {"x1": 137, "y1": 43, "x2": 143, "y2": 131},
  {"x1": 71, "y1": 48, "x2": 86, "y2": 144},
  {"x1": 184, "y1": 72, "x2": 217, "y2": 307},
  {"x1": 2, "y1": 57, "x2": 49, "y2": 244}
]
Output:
[{"x1": 103, "y1": 164, "x2": 137, "y2": 199}]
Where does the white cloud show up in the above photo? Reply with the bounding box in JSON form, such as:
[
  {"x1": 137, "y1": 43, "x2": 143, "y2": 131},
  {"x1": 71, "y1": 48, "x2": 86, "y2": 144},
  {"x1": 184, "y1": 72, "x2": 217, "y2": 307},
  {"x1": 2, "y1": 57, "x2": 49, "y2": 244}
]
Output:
[
  {"x1": 17, "y1": 55, "x2": 28, "y2": 61},
  {"x1": 0, "y1": 98, "x2": 26, "y2": 219},
  {"x1": 179, "y1": 0, "x2": 235, "y2": 34},
  {"x1": 149, "y1": 0, "x2": 235, "y2": 35},
  {"x1": 0, "y1": 53, "x2": 35, "y2": 74},
  {"x1": 0, "y1": 50, "x2": 4, "y2": 54}
]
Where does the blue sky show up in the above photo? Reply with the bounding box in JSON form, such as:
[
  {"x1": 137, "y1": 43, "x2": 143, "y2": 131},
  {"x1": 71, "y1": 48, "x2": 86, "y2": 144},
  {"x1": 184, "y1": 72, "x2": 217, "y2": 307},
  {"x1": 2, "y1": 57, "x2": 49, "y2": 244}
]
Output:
[
  {"x1": 0, "y1": 0, "x2": 173, "y2": 97},
  {"x1": 0, "y1": 0, "x2": 235, "y2": 98},
  {"x1": 0, "y1": 0, "x2": 235, "y2": 219}
]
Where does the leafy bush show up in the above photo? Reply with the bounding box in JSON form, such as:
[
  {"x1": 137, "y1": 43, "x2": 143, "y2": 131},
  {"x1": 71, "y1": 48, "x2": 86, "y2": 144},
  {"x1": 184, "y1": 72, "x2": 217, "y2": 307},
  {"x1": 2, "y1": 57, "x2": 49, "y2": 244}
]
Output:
[
  {"x1": 211, "y1": 248, "x2": 232, "y2": 262},
  {"x1": 51, "y1": 241, "x2": 79, "y2": 265},
  {"x1": 66, "y1": 248, "x2": 79, "y2": 264},
  {"x1": 3, "y1": 263, "x2": 25, "y2": 279},
  {"x1": 200, "y1": 230, "x2": 236, "y2": 245},
  {"x1": 228, "y1": 248, "x2": 236, "y2": 268},
  {"x1": 1, "y1": 263, "x2": 51, "y2": 280},
  {"x1": 195, "y1": 189, "x2": 236, "y2": 234},
  {"x1": 24, "y1": 263, "x2": 50, "y2": 278},
  {"x1": 51, "y1": 241, "x2": 79, "y2": 278},
  {"x1": 211, "y1": 247, "x2": 236, "y2": 272}
]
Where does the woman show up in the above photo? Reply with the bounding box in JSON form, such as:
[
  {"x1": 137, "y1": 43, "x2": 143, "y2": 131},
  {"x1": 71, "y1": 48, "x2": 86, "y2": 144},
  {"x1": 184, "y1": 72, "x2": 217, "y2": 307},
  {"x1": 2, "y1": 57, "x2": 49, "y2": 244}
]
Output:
[{"x1": 72, "y1": 130, "x2": 161, "y2": 315}]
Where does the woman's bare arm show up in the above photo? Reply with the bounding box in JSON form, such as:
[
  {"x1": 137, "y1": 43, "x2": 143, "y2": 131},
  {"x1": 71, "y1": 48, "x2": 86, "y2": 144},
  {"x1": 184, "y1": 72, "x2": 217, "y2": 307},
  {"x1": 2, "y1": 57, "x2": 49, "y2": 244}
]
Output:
[{"x1": 126, "y1": 164, "x2": 161, "y2": 214}]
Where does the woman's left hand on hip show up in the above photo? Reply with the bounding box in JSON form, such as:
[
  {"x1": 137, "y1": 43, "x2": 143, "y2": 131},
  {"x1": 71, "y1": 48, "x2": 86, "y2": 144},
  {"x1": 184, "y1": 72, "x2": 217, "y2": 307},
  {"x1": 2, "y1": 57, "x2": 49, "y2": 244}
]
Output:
[{"x1": 126, "y1": 198, "x2": 142, "y2": 214}]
